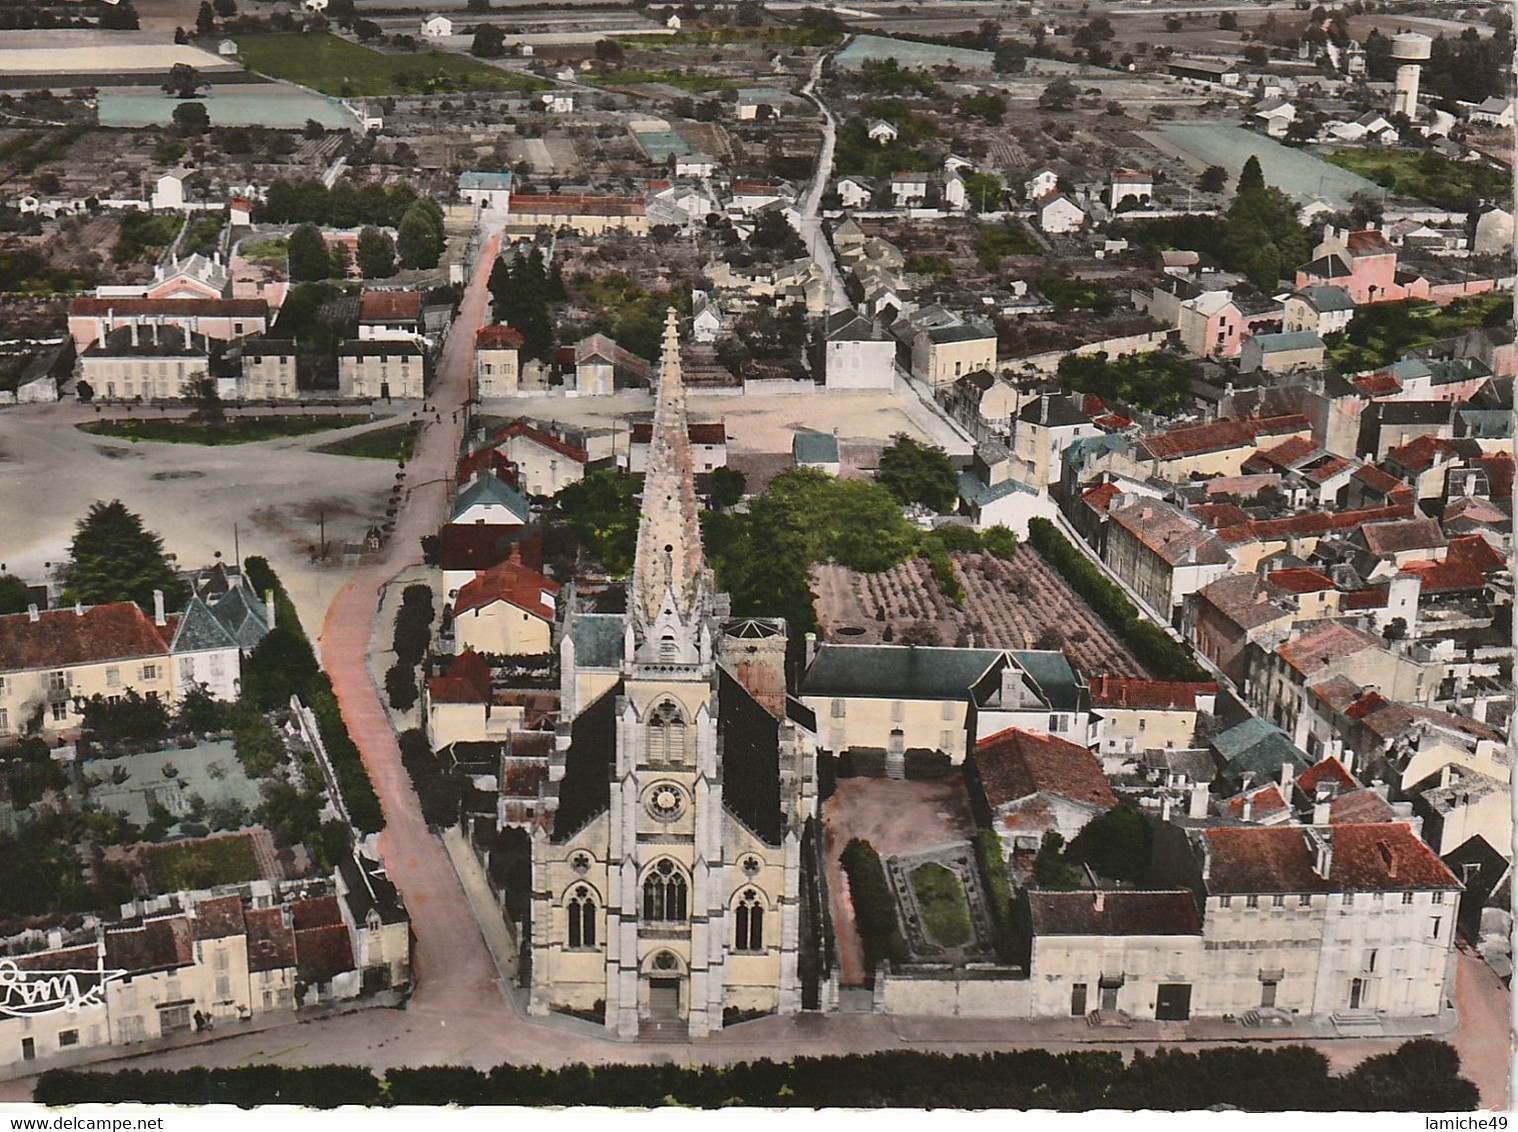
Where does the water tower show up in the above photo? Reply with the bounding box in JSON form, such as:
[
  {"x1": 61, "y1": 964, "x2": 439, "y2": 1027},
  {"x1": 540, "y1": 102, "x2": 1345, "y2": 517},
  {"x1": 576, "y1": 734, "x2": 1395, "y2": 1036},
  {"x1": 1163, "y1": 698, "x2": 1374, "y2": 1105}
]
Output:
[{"x1": 1391, "y1": 32, "x2": 1432, "y2": 119}]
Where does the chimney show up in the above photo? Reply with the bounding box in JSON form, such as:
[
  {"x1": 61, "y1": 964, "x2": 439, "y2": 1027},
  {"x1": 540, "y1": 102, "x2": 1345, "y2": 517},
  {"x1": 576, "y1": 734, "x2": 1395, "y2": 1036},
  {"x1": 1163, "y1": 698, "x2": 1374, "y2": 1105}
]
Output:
[
  {"x1": 264, "y1": 590, "x2": 276, "y2": 630},
  {"x1": 1189, "y1": 782, "x2": 1209, "y2": 819},
  {"x1": 1161, "y1": 795, "x2": 1173, "y2": 822},
  {"x1": 152, "y1": 589, "x2": 166, "y2": 627},
  {"x1": 1241, "y1": 795, "x2": 1253, "y2": 822},
  {"x1": 1313, "y1": 797, "x2": 1331, "y2": 825},
  {"x1": 74, "y1": 602, "x2": 83, "y2": 617},
  {"x1": 1307, "y1": 829, "x2": 1332, "y2": 878},
  {"x1": 1439, "y1": 764, "x2": 1452, "y2": 789},
  {"x1": 1279, "y1": 759, "x2": 1294, "y2": 792},
  {"x1": 130, "y1": 318, "x2": 139, "y2": 348},
  {"x1": 27, "y1": 604, "x2": 38, "y2": 623},
  {"x1": 1093, "y1": 891, "x2": 1105, "y2": 913}
]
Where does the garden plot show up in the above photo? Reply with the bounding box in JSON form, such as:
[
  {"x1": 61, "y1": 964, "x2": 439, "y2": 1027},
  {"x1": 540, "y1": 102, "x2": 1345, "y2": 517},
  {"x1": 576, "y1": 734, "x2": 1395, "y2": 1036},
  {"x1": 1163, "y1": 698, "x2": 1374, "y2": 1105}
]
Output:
[{"x1": 885, "y1": 843, "x2": 997, "y2": 962}]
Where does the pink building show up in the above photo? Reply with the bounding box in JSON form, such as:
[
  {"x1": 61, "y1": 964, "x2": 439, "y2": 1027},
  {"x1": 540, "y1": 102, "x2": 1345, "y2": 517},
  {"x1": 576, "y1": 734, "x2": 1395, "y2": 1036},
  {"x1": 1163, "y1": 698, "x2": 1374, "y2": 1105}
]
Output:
[
  {"x1": 68, "y1": 297, "x2": 269, "y2": 351},
  {"x1": 1295, "y1": 227, "x2": 1398, "y2": 305}
]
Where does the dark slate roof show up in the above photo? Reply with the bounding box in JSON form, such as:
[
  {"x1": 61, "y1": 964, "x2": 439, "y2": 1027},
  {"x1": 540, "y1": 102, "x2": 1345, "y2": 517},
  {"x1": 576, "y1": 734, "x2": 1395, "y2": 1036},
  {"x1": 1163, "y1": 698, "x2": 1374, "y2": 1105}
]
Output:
[
  {"x1": 339, "y1": 338, "x2": 423, "y2": 358},
  {"x1": 1027, "y1": 890, "x2": 1201, "y2": 936},
  {"x1": 190, "y1": 894, "x2": 246, "y2": 940},
  {"x1": 169, "y1": 595, "x2": 238, "y2": 653},
  {"x1": 1211, "y1": 717, "x2": 1311, "y2": 778},
  {"x1": 719, "y1": 667, "x2": 783, "y2": 845},
  {"x1": 551, "y1": 680, "x2": 622, "y2": 841},
  {"x1": 567, "y1": 613, "x2": 624, "y2": 668},
  {"x1": 1010, "y1": 650, "x2": 1083, "y2": 712},
  {"x1": 338, "y1": 852, "x2": 409, "y2": 927},
  {"x1": 451, "y1": 474, "x2": 529, "y2": 522},
  {"x1": 800, "y1": 644, "x2": 1003, "y2": 700},
  {"x1": 209, "y1": 585, "x2": 271, "y2": 648},
  {"x1": 104, "y1": 917, "x2": 194, "y2": 974}
]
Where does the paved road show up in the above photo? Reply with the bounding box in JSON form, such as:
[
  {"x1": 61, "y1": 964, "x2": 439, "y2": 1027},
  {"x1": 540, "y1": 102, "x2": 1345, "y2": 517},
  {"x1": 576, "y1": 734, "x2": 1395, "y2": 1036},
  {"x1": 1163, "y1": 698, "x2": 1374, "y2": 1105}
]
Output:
[
  {"x1": 316, "y1": 228, "x2": 506, "y2": 1033},
  {"x1": 797, "y1": 44, "x2": 852, "y2": 313}
]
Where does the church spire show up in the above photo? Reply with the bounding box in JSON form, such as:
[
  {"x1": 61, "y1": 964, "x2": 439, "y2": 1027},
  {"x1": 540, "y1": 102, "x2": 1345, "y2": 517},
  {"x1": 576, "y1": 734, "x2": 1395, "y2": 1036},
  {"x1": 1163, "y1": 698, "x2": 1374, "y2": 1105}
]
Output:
[{"x1": 631, "y1": 309, "x2": 709, "y2": 635}]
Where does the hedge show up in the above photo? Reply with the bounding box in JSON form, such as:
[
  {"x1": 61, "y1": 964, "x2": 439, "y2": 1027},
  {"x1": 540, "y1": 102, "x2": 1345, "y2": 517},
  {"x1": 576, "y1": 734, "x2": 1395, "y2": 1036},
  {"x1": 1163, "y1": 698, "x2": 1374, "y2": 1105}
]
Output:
[
  {"x1": 1026, "y1": 519, "x2": 1207, "y2": 680},
  {"x1": 839, "y1": 837, "x2": 907, "y2": 973},
  {"x1": 243, "y1": 557, "x2": 384, "y2": 834},
  {"x1": 33, "y1": 1041, "x2": 1480, "y2": 1110},
  {"x1": 975, "y1": 828, "x2": 1014, "y2": 938}
]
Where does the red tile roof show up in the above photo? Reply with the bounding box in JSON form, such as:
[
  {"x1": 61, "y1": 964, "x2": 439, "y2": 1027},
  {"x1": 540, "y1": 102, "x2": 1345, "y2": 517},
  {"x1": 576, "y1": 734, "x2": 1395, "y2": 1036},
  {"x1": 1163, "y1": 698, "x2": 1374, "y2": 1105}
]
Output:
[
  {"x1": 1398, "y1": 558, "x2": 1487, "y2": 594},
  {"x1": 1088, "y1": 675, "x2": 1214, "y2": 710},
  {"x1": 1353, "y1": 372, "x2": 1402, "y2": 397},
  {"x1": 508, "y1": 192, "x2": 645, "y2": 217},
  {"x1": 1244, "y1": 436, "x2": 1318, "y2": 472},
  {"x1": 1266, "y1": 567, "x2": 1336, "y2": 594},
  {"x1": 1191, "y1": 502, "x2": 1250, "y2": 529},
  {"x1": 1360, "y1": 516, "x2": 1446, "y2": 556},
  {"x1": 1296, "y1": 756, "x2": 1356, "y2": 793},
  {"x1": 476, "y1": 323, "x2": 524, "y2": 350},
  {"x1": 1343, "y1": 584, "x2": 1388, "y2": 609},
  {"x1": 16, "y1": 945, "x2": 102, "y2": 973},
  {"x1": 358, "y1": 289, "x2": 421, "y2": 322},
  {"x1": 1277, "y1": 621, "x2": 1383, "y2": 675},
  {"x1": 1352, "y1": 463, "x2": 1408, "y2": 497},
  {"x1": 104, "y1": 917, "x2": 194, "y2": 974},
  {"x1": 1202, "y1": 823, "x2": 1458, "y2": 893},
  {"x1": 1082, "y1": 481, "x2": 1121, "y2": 514},
  {"x1": 492, "y1": 419, "x2": 586, "y2": 463},
  {"x1": 630, "y1": 421, "x2": 727, "y2": 446},
  {"x1": 0, "y1": 602, "x2": 171, "y2": 673},
  {"x1": 1226, "y1": 783, "x2": 1288, "y2": 820},
  {"x1": 1204, "y1": 473, "x2": 1279, "y2": 497},
  {"x1": 453, "y1": 554, "x2": 559, "y2": 621},
  {"x1": 294, "y1": 923, "x2": 355, "y2": 984},
  {"x1": 245, "y1": 907, "x2": 297, "y2": 973},
  {"x1": 290, "y1": 895, "x2": 344, "y2": 931},
  {"x1": 1477, "y1": 451, "x2": 1514, "y2": 500},
  {"x1": 1301, "y1": 454, "x2": 1352, "y2": 483},
  {"x1": 1447, "y1": 534, "x2": 1506, "y2": 574},
  {"x1": 191, "y1": 894, "x2": 246, "y2": 940},
  {"x1": 438, "y1": 524, "x2": 543, "y2": 574},
  {"x1": 428, "y1": 648, "x2": 492, "y2": 705},
  {"x1": 1216, "y1": 503, "x2": 1413, "y2": 545},
  {"x1": 1346, "y1": 228, "x2": 1393, "y2": 255},
  {"x1": 1109, "y1": 502, "x2": 1231, "y2": 566},
  {"x1": 1139, "y1": 414, "x2": 1309, "y2": 461},
  {"x1": 1027, "y1": 890, "x2": 1201, "y2": 936},
  {"x1": 1386, "y1": 434, "x2": 1458, "y2": 474},
  {"x1": 455, "y1": 447, "x2": 518, "y2": 487},
  {"x1": 973, "y1": 728, "x2": 1117, "y2": 810},
  {"x1": 1330, "y1": 788, "x2": 1396, "y2": 824}
]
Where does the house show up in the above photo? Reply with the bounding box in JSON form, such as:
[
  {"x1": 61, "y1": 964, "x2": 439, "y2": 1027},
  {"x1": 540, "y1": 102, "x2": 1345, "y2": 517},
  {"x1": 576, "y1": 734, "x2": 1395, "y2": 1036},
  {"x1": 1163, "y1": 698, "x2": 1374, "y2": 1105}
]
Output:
[
  {"x1": 957, "y1": 463, "x2": 1049, "y2": 535},
  {"x1": 357, "y1": 288, "x2": 423, "y2": 343},
  {"x1": 970, "y1": 650, "x2": 1090, "y2": 745},
  {"x1": 673, "y1": 153, "x2": 718, "y2": 179},
  {"x1": 823, "y1": 310, "x2": 895, "y2": 390},
  {"x1": 629, "y1": 421, "x2": 726, "y2": 473},
  {"x1": 1187, "y1": 573, "x2": 1297, "y2": 684},
  {"x1": 459, "y1": 170, "x2": 513, "y2": 217},
  {"x1": 492, "y1": 419, "x2": 586, "y2": 496},
  {"x1": 237, "y1": 337, "x2": 299, "y2": 400},
  {"x1": 964, "y1": 727, "x2": 1117, "y2": 856},
  {"x1": 145, "y1": 253, "x2": 231, "y2": 300},
  {"x1": 1460, "y1": 95, "x2": 1514, "y2": 128},
  {"x1": 1132, "y1": 280, "x2": 1244, "y2": 359},
  {"x1": 867, "y1": 119, "x2": 899, "y2": 144},
  {"x1": 543, "y1": 92, "x2": 574, "y2": 114},
  {"x1": 169, "y1": 586, "x2": 271, "y2": 702},
  {"x1": 1160, "y1": 250, "x2": 1200, "y2": 277},
  {"x1": 1108, "y1": 169, "x2": 1154, "y2": 211},
  {"x1": 1024, "y1": 890, "x2": 1204, "y2": 1021},
  {"x1": 449, "y1": 473, "x2": 530, "y2": 527},
  {"x1": 835, "y1": 176, "x2": 874, "y2": 210},
  {"x1": 451, "y1": 552, "x2": 560, "y2": 657},
  {"x1": 336, "y1": 339, "x2": 425, "y2": 399},
  {"x1": 1296, "y1": 226, "x2": 1399, "y2": 305},
  {"x1": 475, "y1": 324, "x2": 523, "y2": 398},
  {"x1": 1103, "y1": 500, "x2": 1232, "y2": 620},
  {"x1": 68, "y1": 297, "x2": 269, "y2": 352},
  {"x1": 505, "y1": 193, "x2": 649, "y2": 237},
  {"x1": 792, "y1": 429, "x2": 840, "y2": 474},
  {"x1": 691, "y1": 296, "x2": 724, "y2": 343},
  {"x1": 1252, "y1": 98, "x2": 1297, "y2": 138},
  {"x1": 563, "y1": 333, "x2": 651, "y2": 395},
  {"x1": 889, "y1": 172, "x2": 931, "y2": 209},
  {"x1": 420, "y1": 14, "x2": 452, "y2": 37},
  {"x1": 1209, "y1": 716, "x2": 1312, "y2": 783},
  {"x1": 79, "y1": 324, "x2": 215, "y2": 402},
  {"x1": 1239, "y1": 330, "x2": 1326, "y2": 374},
  {"x1": 1010, "y1": 394, "x2": 1101, "y2": 488},
  {"x1": 728, "y1": 182, "x2": 789, "y2": 215},
  {"x1": 1167, "y1": 58, "x2": 1241, "y2": 85},
  {"x1": 151, "y1": 172, "x2": 185, "y2": 211},
  {"x1": 1283, "y1": 286, "x2": 1355, "y2": 336},
  {"x1": 735, "y1": 87, "x2": 792, "y2": 120},
  {"x1": 335, "y1": 852, "x2": 412, "y2": 994},
  {"x1": 1035, "y1": 190, "x2": 1084, "y2": 234},
  {"x1": 1086, "y1": 676, "x2": 1217, "y2": 764},
  {"x1": 1025, "y1": 167, "x2": 1059, "y2": 201},
  {"x1": 910, "y1": 319, "x2": 997, "y2": 387},
  {"x1": 1327, "y1": 111, "x2": 1399, "y2": 145}
]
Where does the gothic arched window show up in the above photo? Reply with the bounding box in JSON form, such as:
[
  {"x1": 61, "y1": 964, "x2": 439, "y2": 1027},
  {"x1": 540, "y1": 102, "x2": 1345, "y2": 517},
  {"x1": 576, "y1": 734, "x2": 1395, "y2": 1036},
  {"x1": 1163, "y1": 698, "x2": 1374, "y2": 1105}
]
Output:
[
  {"x1": 567, "y1": 885, "x2": 596, "y2": 948},
  {"x1": 642, "y1": 859, "x2": 688, "y2": 923},
  {"x1": 648, "y1": 700, "x2": 688, "y2": 765},
  {"x1": 734, "y1": 889, "x2": 764, "y2": 951}
]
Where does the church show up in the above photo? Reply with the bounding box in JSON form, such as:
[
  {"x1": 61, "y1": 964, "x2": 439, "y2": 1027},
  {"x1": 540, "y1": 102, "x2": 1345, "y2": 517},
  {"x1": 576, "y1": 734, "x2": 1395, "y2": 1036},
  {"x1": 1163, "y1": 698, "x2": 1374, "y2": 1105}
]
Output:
[{"x1": 527, "y1": 311, "x2": 820, "y2": 1039}]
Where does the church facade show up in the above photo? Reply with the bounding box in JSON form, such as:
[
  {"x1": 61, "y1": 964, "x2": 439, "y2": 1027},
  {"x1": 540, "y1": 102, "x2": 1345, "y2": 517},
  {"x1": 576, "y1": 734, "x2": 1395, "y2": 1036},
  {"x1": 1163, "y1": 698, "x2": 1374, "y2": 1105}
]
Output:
[{"x1": 528, "y1": 311, "x2": 818, "y2": 1039}]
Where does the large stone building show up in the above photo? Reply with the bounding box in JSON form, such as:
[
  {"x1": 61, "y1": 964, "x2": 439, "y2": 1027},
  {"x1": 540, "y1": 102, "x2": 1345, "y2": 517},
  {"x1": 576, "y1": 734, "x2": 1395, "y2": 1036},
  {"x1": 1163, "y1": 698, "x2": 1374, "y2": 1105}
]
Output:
[{"x1": 527, "y1": 312, "x2": 817, "y2": 1039}]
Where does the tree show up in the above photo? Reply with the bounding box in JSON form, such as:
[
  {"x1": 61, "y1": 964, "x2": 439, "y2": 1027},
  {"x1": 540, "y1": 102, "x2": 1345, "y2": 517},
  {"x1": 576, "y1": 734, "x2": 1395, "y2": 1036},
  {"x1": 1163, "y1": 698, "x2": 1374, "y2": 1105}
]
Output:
[
  {"x1": 185, "y1": 374, "x2": 225, "y2": 425},
  {"x1": 61, "y1": 501, "x2": 182, "y2": 612},
  {"x1": 734, "y1": 0, "x2": 762, "y2": 26},
  {"x1": 171, "y1": 101, "x2": 210, "y2": 136},
  {"x1": 302, "y1": 118, "x2": 325, "y2": 140},
  {"x1": 876, "y1": 434, "x2": 957, "y2": 512},
  {"x1": 0, "y1": 575, "x2": 30, "y2": 615},
  {"x1": 1037, "y1": 77, "x2": 1079, "y2": 111},
  {"x1": 1198, "y1": 165, "x2": 1228, "y2": 192},
  {"x1": 1033, "y1": 831, "x2": 1082, "y2": 889},
  {"x1": 99, "y1": 0, "x2": 140, "y2": 29},
  {"x1": 176, "y1": 683, "x2": 230, "y2": 734},
  {"x1": 212, "y1": 0, "x2": 237, "y2": 16},
  {"x1": 385, "y1": 663, "x2": 418, "y2": 711},
  {"x1": 708, "y1": 466, "x2": 746, "y2": 510},
  {"x1": 356, "y1": 226, "x2": 396, "y2": 279},
  {"x1": 396, "y1": 200, "x2": 443, "y2": 269},
  {"x1": 81, "y1": 690, "x2": 171, "y2": 745},
  {"x1": 1343, "y1": 1041, "x2": 1480, "y2": 1111},
  {"x1": 471, "y1": 24, "x2": 506, "y2": 57},
  {"x1": 1067, "y1": 805, "x2": 1153, "y2": 882},
  {"x1": 1238, "y1": 155, "x2": 1265, "y2": 192},
  {"x1": 1218, "y1": 10, "x2": 1237, "y2": 30},
  {"x1": 241, "y1": 626, "x2": 320, "y2": 710},
  {"x1": 195, "y1": 0, "x2": 215, "y2": 35},
  {"x1": 174, "y1": 26, "x2": 189, "y2": 44},
  {"x1": 287, "y1": 223, "x2": 333, "y2": 282}
]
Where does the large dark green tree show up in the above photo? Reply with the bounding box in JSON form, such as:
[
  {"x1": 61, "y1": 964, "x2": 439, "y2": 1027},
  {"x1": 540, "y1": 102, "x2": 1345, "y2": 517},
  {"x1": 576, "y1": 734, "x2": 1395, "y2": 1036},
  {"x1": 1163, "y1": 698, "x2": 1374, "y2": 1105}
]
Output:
[
  {"x1": 0, "y1": 574, "x2": 29, "y2": 615},
  {"x1": 286, "y1": 222, "x2": 333, "y2": 282},
  {"x1": 397, "y1": 199, "x2": 444, "y2": 269},
  {"x1": 61, "y1": 501, "x2": 183, "y2": 612},
  {"x1": 356, "y1": 226, "x2": 396, "y2": 278},
  {"x1": 876, "y1": 434, "x2": 957, "y2": 512},
  {"x1": 241, "y1": 626, "x2": 321, "y2": 710},
  {"x1": 1067, "y1": 805, "x2": 1153, "y2": 883}
]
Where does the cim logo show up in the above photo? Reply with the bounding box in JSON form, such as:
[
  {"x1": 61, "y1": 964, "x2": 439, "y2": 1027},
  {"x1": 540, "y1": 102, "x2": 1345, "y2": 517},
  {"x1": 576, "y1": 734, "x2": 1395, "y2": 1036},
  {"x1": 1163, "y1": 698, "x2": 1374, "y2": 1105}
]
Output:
[{"x1": 0, "y1": 958, "x2": 127, "y2": 1017}]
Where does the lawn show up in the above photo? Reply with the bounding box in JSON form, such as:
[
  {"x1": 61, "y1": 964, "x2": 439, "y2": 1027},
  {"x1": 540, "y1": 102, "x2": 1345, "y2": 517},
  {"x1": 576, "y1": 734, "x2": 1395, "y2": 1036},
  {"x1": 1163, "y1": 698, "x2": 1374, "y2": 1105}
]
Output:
[
  {"x1": 314, "y1": 422, "x2": 419, "y2": 462},
  {"x1": 80, "y1": 415, "x2": 369, "y2": 446},
  {"x1": 142, "y1": 835, "x2": 261, "y2": 892},
  {"x1": 236, "y1": 33, "x2": 545, "y2": 97},
  {"x1": 239, "y1": 236, "x2": 288, "y2": 263},
  {"x1": 1321, "y1": 148, "x2": 1512, "y2": 212},
  {"x1": 911, "y1": 862, "x2": 973, "y2": 948},
  {"x1": 1326, "y1": 293, "x2": 1512, "y2": 373}
]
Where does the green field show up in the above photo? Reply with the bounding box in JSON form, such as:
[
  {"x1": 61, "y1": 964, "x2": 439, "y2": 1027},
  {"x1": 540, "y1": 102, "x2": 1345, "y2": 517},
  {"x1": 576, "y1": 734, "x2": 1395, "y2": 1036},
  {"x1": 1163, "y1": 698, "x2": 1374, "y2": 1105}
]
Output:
[
  {"x1": 582, "y1": 68, "x2": 741, "y2": 92},
  {"x1": 81, "y1": 415, "x2": 369, "y2": 446},
  {"x1": 314, "y1": 422, "x2": 419, "y2": 462},
  {"x1": 236, "y1": 33, "x2": 545, "y2": 97},
  {"x1": 1321, "y1": 149, "x2": 1512, "y2": 212},
  {"x1": 239, "y1": 236, "x2": 288, "y2": 263},
  {"x1": 143, "y1": 835, "x2": 261, "y2": 892},
  {"x1": 911, "y1": 862, "x2": 973, "y2": 949}
]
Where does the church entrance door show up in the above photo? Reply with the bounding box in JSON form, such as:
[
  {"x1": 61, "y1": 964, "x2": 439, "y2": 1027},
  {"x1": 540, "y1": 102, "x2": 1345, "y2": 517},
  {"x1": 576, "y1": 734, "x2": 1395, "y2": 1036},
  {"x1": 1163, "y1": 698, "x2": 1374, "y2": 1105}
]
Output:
[{"x1": 648, "y1": 977, "x2": 681, "y2": 1020}]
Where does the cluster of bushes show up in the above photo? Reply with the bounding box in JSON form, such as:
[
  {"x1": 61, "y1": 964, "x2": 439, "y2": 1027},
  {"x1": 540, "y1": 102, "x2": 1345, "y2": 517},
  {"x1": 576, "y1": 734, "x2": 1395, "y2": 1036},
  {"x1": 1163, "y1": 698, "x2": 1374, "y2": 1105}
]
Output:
[
  {"x1": 259, "y1": 180, "x2": 423, "y2": 228},
  {"x1": 1056, "y1": 350, "x2": 1195, "y2": 415},
  {"x1": 385, "y1": 584, "x2": 434, "y2": 713},
  {"x1": 839, "y1": 837, "x2": 907, "y2": 974},
  {"x1": 1026, "y1": 519, "x2": 1206, "y2": 680},
  {"x1": 35, "y1": 1040, "x2": 1480, "y2": 1110},
  {"x1": 916, "y1": 524, "x2": 1017, "y2": 603},
  {"x1": 398, "y1": 728, "x2": 463, "y2": 828},
  {"x1": 243, "y1": 557, "x2": 383, "y2": 833},
  {"x1": 975, "y1": 827, "x2": 1014, "y2": 954}
]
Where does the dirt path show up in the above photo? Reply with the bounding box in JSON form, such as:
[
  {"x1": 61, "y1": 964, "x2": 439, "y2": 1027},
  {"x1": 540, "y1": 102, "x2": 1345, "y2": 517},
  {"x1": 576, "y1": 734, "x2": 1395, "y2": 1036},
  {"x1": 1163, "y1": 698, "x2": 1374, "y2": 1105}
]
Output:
[{"x1": 316, "y1": 229, "x2": 502, "y2": 1024}]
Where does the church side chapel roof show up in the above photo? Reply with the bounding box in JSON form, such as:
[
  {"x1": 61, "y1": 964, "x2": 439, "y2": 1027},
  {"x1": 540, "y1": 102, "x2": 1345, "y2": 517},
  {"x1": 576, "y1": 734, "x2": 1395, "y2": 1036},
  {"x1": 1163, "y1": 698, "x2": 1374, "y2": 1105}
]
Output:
[
  {"x1": 551, "y1": 678, "x2": 622, "y2": 842},
  {"x1": 718, "y1": 668, "x2": 783, "y2": 845}
]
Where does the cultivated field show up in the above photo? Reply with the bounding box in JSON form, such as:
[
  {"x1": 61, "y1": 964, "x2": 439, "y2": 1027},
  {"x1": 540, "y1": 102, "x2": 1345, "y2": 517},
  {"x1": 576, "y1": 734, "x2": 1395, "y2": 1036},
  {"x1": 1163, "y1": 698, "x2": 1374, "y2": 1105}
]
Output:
[
  {"x1": 811, "y1": 548, "x2": 1144, "y2": 677},
  {"x1": 236, "y1": 33, "x2": 544, "y2": 97}
]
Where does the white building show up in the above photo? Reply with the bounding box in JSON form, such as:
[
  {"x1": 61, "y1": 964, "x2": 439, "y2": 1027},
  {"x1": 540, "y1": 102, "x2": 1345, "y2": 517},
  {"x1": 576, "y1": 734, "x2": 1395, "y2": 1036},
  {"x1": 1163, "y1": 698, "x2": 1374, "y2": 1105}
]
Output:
[
  {"x1": 421, "y1": 14, "x2": 453, "y2": 37},
  {"x1": 1036, "y1": 191, "x2": 1084, "y2": 234},
  {"x1": 823, "y1": 310, "x2": 895, "y2": 390}
]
